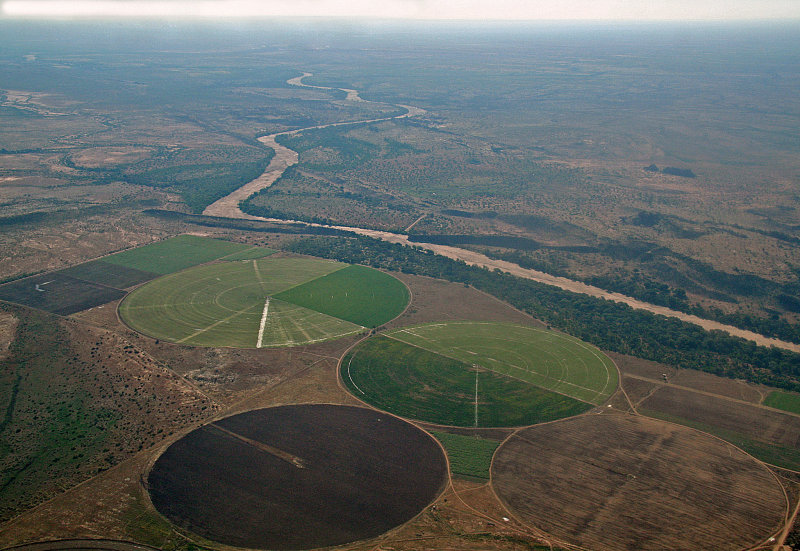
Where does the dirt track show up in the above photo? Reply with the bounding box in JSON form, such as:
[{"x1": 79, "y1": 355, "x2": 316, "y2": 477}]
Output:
[{"x1": 202, "y1": 73, "x2": 800, "y2": 355}]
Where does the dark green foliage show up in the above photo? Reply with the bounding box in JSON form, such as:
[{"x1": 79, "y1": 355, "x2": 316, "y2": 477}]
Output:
[
  {"x1": 585, "y1": 273, "x2": 689, "y2": 310},
  {"x1": 0, "y1": 205, "x2": 116, "y2": 228},
  {"x1": 661, "y1": 166, "x2": 696, "y2": 178},
  {"x1": 126, "y1": 158, "x2": 270, "y2": 214},
  {"x1": 287, "y1": 235, "x2": 800, "y2": 391},
  {"x1": 143, "y1": 209, "x2": 353, "y2": 237},
  {"x1": 778, "y1": 293, "x2": 800, "y2": 313},
  {"x1": 409, "y1": 234, "x2": 544, "y2": 251}
]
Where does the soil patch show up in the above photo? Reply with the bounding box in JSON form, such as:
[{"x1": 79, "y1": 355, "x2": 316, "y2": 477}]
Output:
[
  {"x1": 492, "y1": 414, "x2": 786, "y2": 551},
  {"x1": 0, "y1": 273, "x2": 125, "y2": 316},
  {"x1": 147, "y1": 404, "x2": 448, "y2": 550},
  {"x1": 640, "y1": 385, "x2": 800, "y2": 448}
]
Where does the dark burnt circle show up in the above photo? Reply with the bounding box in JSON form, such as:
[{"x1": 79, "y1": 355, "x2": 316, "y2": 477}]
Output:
[{"x1": 147, "y1": 404, "x2": 448, "y2": 550}]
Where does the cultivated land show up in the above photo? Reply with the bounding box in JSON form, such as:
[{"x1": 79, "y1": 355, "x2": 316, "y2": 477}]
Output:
[
  {"x1": 0, "y1": 235, "x2": 266, "y2": 316},
  {"x1": 273, "y1": 264, "x2": 410, "y2": 327},
  {"x1": 388, "y1": 322, "x2": 617, "y2": 405},
  {"x1": 100, "y1": 235, "x2": 254, "y2": 275},
  {"x1": 1, "y1": 263, "x2": 800, "y2": 551},
  {"x1": 119, "y1": 256, "x2": 408, "y2": 347},
  {"x1": 147, "y1": 405, "x2": 448, "y2": 550},
  {"x1": 492, "y1": 414, "x2": 787, "y2": 551},
  {"x1": 2, "y1": 21, "x2": 800, "y2": 551},
  {"x1": 341, "y1": 322, "x2": 613, "y2": 427}
]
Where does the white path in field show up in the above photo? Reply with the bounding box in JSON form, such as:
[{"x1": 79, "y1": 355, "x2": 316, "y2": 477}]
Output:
[
  {"x1": 202, "y1": 72, "x2": 800, "y2": 355},
  {"x1": 256, "y1": 298, "x2": 270, "y2": 348}
]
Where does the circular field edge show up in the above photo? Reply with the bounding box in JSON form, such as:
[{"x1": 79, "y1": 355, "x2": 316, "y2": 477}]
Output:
[
  {"x1": 117, "y1": 258, "x2": 410, "y2": 349},
  {"x1": 339, "y1": 321, "x2": 618, "y2": 428},
  {"x1": 490, "y1": 413, "x2": 790, "y2": 551},
  {"x1": 142, "y1": 404, "x2": 449, "y2": 551},
  {"x1": 1, "y1": 541, "x2": 160, "y2": 551}
]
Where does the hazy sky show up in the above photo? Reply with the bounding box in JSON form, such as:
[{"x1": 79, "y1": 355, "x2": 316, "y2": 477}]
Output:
[{"x1": 2, "y1": 0, "x2": 799, "y2": 20}]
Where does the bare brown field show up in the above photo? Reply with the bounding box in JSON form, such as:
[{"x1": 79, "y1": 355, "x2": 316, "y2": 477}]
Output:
[
  {"x1": 2, "y1": 540, "x2": 159, "y2": 551},
  {"x1": 611, "y1": 352, "x2": 765, "y2": 404},
  {"x1": 386, "y1": 272, "x2": 541, "y2": 329},
  {"x1": 669, "y1": 369, "x2": 766, "y2": 403},
  {"x1": 146, "y1": 405, "x2": 448, "y2": 550},
  {"x1": 620, "y1": 375, "x2": 659, "y2": 406},
  {"x1": 492, "y1": 414, "x2": 787, "y2": 551},
  {"x1": 0, "y1": 273, "x2": 125, "y2": 316},
  {"x1": 640, "y1": 385, "x2": 800, "y2": 449}
]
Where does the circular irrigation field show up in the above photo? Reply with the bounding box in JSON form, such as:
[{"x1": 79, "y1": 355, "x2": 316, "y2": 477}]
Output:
[
  {"x1": 341, "y1": 322, "x2": 618, "y2": 427},
  {"x1": 119, "y1": 256, "x2": 409, "y2": 348},
  {"x1": 147, "y1": 405, "x2": 448, "y2": 550},
  {"x1": 492, "y1": 414, "x2": 787, "y2": 551}
]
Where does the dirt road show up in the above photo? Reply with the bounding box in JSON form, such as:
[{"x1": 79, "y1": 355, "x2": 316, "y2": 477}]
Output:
[{"x1": 202, "y1": 73, "x2": 800, "y2": 355}]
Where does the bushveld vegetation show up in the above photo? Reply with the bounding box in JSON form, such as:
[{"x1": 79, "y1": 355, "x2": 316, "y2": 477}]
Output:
[{"x1": 0, "y1": 303, "x2": 214, "y2": 522}]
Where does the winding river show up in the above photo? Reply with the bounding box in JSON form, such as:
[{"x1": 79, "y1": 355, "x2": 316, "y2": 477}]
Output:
[{"x1": 203, "y1": 73, "x2": 800, "y2": 354}]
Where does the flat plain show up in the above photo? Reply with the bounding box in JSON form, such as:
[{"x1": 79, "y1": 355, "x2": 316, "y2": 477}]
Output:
[{"x1": 1, "y1": 20, "x2": 800, "y2": 551}]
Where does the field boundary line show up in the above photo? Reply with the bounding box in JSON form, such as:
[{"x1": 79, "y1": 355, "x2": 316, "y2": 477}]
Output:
[
  {"x1": 345, "y1": 352, "x2": 366, "y2": 395},
  {"x1": 474, "y1": 366, "x2": 479, "y2": 428},
  {"x1": 269, "y1": 263, "x2": 349, "y2": 300}
]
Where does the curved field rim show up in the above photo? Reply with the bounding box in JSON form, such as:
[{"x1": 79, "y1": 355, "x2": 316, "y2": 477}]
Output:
[
  {"x1": 118, "y1": 257, "x2": 409, "y2": 349},
  {"x1": 1, "y1": 541, "x2": 160, "y2": 551},
  {"x1": 491, "y1": 413, "x2": 788, "y2": 551},
  {"x1": 145, "y1": 404, "x2": 448, "y2": 550},
  {"x1": 340, "y1": 321, "x2": 618, "y2": 428}
]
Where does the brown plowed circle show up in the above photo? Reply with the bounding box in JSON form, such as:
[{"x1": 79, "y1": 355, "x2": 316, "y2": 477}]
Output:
[
  {"x1": 147, "y1": 404, "x2": 448, "y2": 550},
  {"x1": 492, "y1": 414, "x2": 787, "y2": 551}
]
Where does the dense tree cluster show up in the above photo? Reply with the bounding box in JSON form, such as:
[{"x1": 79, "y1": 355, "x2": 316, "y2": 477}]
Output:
[{"x1": 286, "y1": 235, "x2": 800, "y2": 391}]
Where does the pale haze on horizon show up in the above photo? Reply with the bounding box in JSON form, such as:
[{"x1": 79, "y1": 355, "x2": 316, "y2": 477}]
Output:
[{"x1": 2, "y1": 0, "x2": 799, "y2": 20}]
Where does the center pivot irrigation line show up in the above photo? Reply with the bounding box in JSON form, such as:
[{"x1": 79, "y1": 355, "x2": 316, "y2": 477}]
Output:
[
  {"x1": 209, "y1": 423, "x2": 306, "y2": 469},
  {"x1": 257, "y1": 297, "x2": 270, "y2": 348}
]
